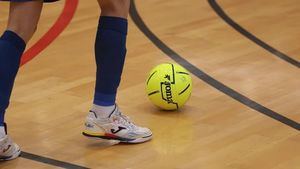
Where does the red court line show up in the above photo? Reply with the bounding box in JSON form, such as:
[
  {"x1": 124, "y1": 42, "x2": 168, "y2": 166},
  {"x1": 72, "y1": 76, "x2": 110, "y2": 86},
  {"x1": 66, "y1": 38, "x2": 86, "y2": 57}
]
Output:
[{"x1": 20, "y1": 0, "x2": 79, "y2": 66}]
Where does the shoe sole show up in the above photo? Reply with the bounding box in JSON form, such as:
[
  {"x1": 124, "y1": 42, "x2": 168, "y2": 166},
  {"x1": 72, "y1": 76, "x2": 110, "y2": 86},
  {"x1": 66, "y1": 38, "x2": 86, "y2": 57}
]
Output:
[{"x1": 82, "y1": 131, "x2": 152, "y2": 144}]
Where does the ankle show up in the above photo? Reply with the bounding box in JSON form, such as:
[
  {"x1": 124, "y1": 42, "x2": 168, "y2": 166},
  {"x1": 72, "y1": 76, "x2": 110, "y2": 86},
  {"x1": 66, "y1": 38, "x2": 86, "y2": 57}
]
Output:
[{"x1": 91, "y1": 104, "x2": 116, "y2": 118}]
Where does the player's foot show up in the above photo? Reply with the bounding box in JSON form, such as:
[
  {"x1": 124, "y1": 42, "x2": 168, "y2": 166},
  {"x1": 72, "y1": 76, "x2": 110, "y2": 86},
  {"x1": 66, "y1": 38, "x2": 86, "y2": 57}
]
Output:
[
  {"x1": 82, "y1": 105, "x2": 152, "y2": 144},
  {"x1": 0, "y1": 124, "x2": 21, "y2": 161}
]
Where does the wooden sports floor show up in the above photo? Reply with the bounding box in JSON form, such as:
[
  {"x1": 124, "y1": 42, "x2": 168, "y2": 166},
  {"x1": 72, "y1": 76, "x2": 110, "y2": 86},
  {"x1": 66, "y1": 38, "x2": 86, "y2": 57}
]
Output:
[{"x1": 0, "y1": 0, "x2": 299, "y2": 168}]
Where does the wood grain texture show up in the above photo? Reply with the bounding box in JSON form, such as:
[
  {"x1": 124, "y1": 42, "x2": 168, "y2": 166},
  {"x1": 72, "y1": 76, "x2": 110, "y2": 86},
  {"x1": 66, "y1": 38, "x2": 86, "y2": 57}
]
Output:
[{"x1": 0, "y1": 0, "x2": 299, "y2": 168}]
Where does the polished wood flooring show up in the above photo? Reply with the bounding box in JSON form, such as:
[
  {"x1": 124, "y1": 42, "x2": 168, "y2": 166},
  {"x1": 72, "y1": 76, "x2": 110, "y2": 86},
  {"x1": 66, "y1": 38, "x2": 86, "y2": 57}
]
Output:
[{"x1": 0, "y1": 0, "x2": 299, "y2": 168}]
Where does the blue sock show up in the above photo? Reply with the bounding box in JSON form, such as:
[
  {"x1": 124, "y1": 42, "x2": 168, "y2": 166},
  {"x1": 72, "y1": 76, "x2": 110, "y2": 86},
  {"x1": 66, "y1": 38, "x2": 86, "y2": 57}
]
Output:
[
  {"x1": 0, "y1": 31, "x2": 26, "y2": 126},
  {"x1": 93, "y1": 16, "x2": 128, "y2": 106}
]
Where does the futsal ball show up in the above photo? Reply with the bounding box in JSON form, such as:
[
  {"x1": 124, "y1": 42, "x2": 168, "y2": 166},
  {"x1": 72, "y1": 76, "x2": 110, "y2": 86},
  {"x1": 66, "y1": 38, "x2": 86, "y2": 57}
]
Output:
[{"x1": 146, "y1": 63, "x2": 192, "y2": 110}]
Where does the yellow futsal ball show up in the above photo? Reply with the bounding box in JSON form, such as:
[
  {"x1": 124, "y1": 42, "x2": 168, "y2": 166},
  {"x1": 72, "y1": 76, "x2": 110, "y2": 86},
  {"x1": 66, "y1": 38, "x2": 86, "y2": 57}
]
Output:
[{"x1": 146, "y1": 63, "x2": 192, "y2": 110}]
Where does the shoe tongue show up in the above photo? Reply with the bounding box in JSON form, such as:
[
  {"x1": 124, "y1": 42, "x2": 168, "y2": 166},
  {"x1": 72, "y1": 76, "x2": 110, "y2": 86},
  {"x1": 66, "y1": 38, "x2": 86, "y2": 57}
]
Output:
[
  {"x1": 0, "y1": 127, "x2": 6, "y2": 139},
  {"x1": 110, "y1": 106, "x2": 121, "y2": 117}
]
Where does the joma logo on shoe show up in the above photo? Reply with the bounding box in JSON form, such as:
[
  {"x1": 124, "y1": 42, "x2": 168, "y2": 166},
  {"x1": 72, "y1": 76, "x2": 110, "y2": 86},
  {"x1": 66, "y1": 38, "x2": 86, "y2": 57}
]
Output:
[{"x1": 111, "y1": 126, "x2": 126, "y2": 134}]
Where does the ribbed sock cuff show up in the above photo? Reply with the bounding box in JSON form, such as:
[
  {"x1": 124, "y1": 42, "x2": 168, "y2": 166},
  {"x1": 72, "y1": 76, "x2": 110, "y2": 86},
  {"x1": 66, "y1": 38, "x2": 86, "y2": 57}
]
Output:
[{"x1": 1, "y1": 30, "x2": 26, "y2": 52}]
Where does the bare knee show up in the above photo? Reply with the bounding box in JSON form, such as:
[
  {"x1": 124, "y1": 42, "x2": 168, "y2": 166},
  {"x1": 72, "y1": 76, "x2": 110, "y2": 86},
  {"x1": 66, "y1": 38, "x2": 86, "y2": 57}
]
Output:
[
  {"x1": 7, "y1": 22, "x2": 37, "y2": 43},
  {"x1": 7, "y1": 1, "x2": 43, "y2": 43},
  {"x1": 99, "y1": 0, "x2": 130, "y2": 18}
]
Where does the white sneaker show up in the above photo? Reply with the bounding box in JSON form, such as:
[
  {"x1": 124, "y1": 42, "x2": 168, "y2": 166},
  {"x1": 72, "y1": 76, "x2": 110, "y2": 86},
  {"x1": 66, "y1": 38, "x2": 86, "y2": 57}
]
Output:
[
  {"x1": 82, "y1": 106, "x2": 152, "y2": 144},
  {"x1": 0, "y1": 124, "x2": 21, "y2": 161}
]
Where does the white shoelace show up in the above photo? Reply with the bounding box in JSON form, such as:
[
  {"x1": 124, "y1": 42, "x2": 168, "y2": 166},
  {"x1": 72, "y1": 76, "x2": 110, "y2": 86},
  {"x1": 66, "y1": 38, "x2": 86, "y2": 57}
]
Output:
[{"x1": 114, "y1": 111, "x2": 138, "y2": 131}]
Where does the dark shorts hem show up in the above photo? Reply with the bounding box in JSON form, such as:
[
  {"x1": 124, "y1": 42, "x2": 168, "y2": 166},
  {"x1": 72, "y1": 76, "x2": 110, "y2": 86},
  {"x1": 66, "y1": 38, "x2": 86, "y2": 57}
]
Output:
[{"x1": 0, "y1": 0, "x2": 58, "y2": 2}]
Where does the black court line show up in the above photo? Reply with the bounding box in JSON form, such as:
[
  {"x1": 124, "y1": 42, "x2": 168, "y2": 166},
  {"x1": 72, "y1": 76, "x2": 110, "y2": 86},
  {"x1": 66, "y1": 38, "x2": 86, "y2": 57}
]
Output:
[
  {"x1": 129, "y1": 0, "x2": 300, "y2": 131},
  {"x1": 21, "y1": 151, "x2": 89, "y2": 169},
  {"x1": 208, "y1": 0, "x2": 300, "y2": 68}
]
